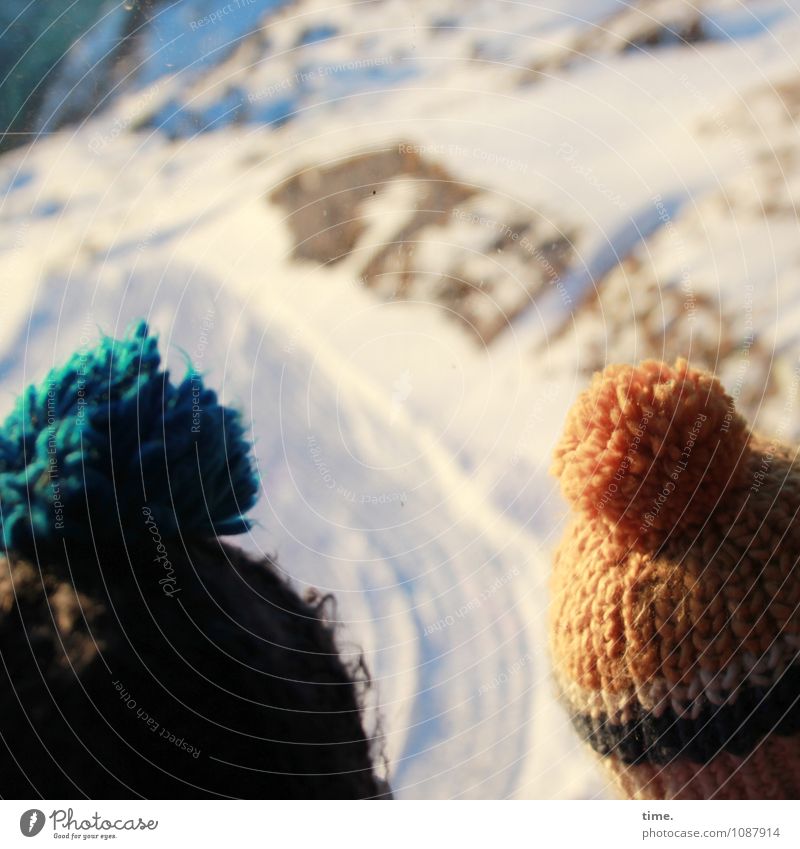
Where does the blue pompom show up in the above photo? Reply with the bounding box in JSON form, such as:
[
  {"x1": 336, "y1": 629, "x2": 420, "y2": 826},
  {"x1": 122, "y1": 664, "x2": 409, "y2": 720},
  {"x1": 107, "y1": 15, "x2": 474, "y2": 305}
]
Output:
[{"x1": 0, "y1": 321, "x2": 260, "y2": 556}]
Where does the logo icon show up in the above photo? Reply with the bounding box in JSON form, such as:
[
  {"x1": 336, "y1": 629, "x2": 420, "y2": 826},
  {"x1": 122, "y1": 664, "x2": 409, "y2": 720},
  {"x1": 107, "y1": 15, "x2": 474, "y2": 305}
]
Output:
[{"x1": 19, "y1": 809, "x2": 45, "y2": 837}]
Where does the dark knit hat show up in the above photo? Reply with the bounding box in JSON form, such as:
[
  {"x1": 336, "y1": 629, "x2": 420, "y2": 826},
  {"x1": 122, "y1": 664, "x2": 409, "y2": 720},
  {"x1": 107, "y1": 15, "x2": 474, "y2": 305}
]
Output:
[
  {"x1": 0, "y1": 322, "x2": 383, "y2": 798},
  {"x1": 550, "y1": 359, "x2": 800, "y2": 799}
]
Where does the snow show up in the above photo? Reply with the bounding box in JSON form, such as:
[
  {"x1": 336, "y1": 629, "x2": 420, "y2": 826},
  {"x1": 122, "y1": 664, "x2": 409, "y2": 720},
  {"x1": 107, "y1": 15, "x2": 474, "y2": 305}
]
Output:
[{"x1": 3, "y1": 0, "x2": 800, "y2": 798}]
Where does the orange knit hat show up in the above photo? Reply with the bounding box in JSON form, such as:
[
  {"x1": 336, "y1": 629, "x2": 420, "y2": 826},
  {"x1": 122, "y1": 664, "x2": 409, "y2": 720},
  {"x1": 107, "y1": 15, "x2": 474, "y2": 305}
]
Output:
[{"x1": 550, "y1": 359, "x2": 800, "y2": 799}]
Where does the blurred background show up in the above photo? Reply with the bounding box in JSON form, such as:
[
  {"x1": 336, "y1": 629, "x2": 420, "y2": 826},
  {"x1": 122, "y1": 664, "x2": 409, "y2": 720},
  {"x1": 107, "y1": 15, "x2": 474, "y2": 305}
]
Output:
[{"x1": 1, "y1": 0, "x2": 798, "y2": 798}]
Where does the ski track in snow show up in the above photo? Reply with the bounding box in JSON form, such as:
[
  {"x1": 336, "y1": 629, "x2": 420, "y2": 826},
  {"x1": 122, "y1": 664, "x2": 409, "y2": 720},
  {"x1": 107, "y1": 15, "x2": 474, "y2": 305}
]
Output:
[{"x1": 0, "y1": 247, "x2": 598, "y2": 797}]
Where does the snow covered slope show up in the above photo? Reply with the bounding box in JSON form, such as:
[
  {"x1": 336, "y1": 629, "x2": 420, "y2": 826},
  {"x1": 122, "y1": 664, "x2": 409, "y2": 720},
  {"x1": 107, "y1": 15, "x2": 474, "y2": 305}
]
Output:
[{"x1": 2, "y1": 0, "x2": 800, "y2": 798}]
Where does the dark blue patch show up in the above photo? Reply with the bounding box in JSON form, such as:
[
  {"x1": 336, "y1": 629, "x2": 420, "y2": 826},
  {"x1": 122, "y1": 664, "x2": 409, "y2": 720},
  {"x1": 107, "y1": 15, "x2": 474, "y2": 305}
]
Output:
[
  {"x1": 569, "y1": 663, "x2": 800, "y2": 765},
  {"x1": 296, "y1": 24, "x2": 338, "y2": 46},
  {"x1": 3, "y1": 171, "x2": 34, "y2": 194}
]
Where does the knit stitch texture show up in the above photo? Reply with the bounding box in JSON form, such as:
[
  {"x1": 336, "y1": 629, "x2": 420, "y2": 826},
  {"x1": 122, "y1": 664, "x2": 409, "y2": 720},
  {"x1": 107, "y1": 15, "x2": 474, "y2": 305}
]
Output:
[{"x1": 550, "y1": 359, "x2": 800, "y2": 799}]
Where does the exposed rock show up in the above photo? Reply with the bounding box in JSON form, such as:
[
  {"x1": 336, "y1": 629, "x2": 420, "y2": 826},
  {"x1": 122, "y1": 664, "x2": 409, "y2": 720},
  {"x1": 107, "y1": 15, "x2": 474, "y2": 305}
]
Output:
[{"x1": 271, "y1": 144, "x2": 575, "y2": 344}]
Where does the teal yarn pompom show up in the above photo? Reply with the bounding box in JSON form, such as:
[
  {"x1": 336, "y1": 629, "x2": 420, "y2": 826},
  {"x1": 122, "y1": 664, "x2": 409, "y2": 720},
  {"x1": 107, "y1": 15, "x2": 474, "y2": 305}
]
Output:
[{"x1": 0, "y1": 321, "x2": 259, "y2": 557}]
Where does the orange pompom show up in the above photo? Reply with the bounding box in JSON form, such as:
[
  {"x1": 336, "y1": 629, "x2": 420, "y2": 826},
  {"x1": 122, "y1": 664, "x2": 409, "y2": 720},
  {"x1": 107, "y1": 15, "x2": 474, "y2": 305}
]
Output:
[{"x1": 551, "y1": 360, "x2": 749, "y2": 533}]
